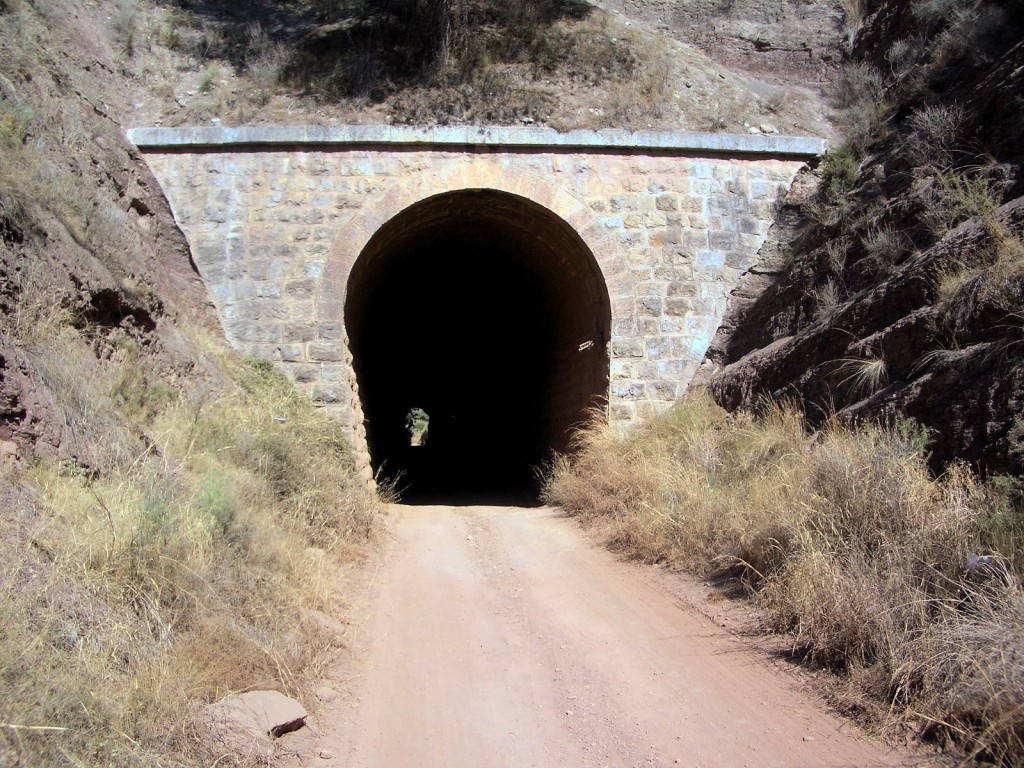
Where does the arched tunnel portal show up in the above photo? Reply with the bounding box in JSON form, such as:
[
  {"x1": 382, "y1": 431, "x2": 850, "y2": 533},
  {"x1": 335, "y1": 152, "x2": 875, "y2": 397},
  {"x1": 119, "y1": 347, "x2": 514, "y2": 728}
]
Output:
[{"x1": 344, "y1": 189, "x2": 611, "y2": 505}]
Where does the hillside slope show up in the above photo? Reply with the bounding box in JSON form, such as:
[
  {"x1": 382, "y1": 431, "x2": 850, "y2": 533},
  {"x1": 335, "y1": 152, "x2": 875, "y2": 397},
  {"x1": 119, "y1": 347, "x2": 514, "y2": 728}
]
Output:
[
  {"x1": 0, "y1": 2, "x2": 380, "y2": 764},
  {"x1": 700, "y1": 0, "x2": 1024, "y2": 476}
]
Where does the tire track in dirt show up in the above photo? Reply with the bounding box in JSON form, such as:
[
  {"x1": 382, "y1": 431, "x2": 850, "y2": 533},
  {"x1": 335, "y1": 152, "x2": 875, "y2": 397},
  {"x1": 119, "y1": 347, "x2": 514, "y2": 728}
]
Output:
[{"x1": 304, "y1": 505, "x2": 928, "y2": 768}]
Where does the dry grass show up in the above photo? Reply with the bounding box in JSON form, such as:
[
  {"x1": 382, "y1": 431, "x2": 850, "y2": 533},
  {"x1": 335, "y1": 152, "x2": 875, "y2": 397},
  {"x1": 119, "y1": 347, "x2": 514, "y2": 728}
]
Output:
[
  {"x1": 939, "y1": 213, "x2": 1024, "y2": 336},
  {"x1": 0, "y1": 330, "x2": 382, "y2": 765},
  {"x1": 545, "y1": 394, "x2": 1024, "y2": 763},
  {"x1": 811, "y1": 278, "x2": 843, "y2": 319},
  {"x1": 837, "y1": 354, "x2": 889, "y2": 399}
]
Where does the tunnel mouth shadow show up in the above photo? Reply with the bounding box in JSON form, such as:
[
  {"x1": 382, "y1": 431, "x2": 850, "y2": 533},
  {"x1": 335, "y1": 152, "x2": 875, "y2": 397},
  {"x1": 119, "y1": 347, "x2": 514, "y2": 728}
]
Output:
[{"x1": 345, "y1": 189, "x2": 610, "y2": 506}]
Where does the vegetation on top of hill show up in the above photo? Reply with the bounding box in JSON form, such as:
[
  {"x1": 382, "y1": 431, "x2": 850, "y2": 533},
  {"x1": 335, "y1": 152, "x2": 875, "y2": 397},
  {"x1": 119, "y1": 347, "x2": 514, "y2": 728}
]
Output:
[{"x1": 114, "y1": 0, "x2": 835, "y2": 133}]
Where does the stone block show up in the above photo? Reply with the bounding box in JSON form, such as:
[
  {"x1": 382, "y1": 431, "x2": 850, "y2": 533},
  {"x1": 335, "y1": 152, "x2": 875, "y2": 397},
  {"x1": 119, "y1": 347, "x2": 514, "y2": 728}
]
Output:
[
  {"x1": 713, "y1": 164, "x2": 735, "y2": 181},
  {"x1": 635, "y1": 281, "x2": 666, "y2": 298},
  {"x1": 666, "y1": 297, "x2": 694, "y2": 316},
  {"x1": 292, "y1": 364, "x2": 320, "y2": 384},
  {"x1": 638, "y1": 317, "x2": 660, "y2": 335},
  {"x1": 647, "y1": 380, "x2": 680, "y2": 400},
  {"x1": 242, "y1": 300, "x2": 289, "y2": 322},
  {"x1": 290, "y1": 302, "x2": 316, "y2": 323},
  {"x1": 680, "y1": 230, "x2": 709, "y2": 249},
  {"x1": 611, "y1": 382, "x2": 643, "y2": 400},
  {"x1": 646, "y1": 337, "x2": 672, "y2": 360},
  {"x1": 278, "y1": 344, "x2": 305, "y2": 362},
  {"x1": 610, "y1": 402, "x2": 635, "y2": 422},
  {"x1": 609, "y1": 195, "x2": 640, "y2": 212},
  {"x1": 612, "y1": 316, "x2": 639, "y2": 337},
  {"x1": 709, "y1": 231, "x2": 738, "y2": 250},
  {"x1": 653, "y1": 264, "x2": 693, "y2": 281},
  {"x1": 312, "y1": 383, "x2": 348, "y2": 404},
  {"x1": 725, "y1": 251, "x2": 748, "y2": 269},
  {"x1": 680, "y1": 195, "x2": 704, "y2": 213},
  {"x1": 283, "y1": 322, "x2": 316, "y2": 343},
  {"x1": 308, "y1": 341, "x2": 345, "y2": 362},
  {"x1": 659, "y1": 315, "x2": 684, "y2": 334},
  {"x1": 203, "y1": 206, "x2": 228, "y2": 223},
  {"x1": 612, "y1": 337, "x2": 645, "y2": 359},
  {"x1": 656, "y1": 359, "x2": 687, "y2": 378},
  {"x1": 320, "y1": 364, "x2": 350, "y2": 384},
  {"x1": 610, "y1": 360, "x2": 633, "y2": 379},
  {"x1": 232, "y1": 322, "x2": 281, "y2": 344},
  {"x1": 666, "y1": 281, "x2": 696, "y2": 298},
  {"x1": 618, "y1": 230, "x2": 644, "y2": 248},
  {"x1": 697, "y1": 250, "x2": 725, "y2": 268},
  {"x1": 317, "y1": 322, "x2": 344, "y2": 341},
  {"x1": 656, "y1": 194, "x2": 678, "y2": 211},
  {"x1": 640, "y1": 297, "x2": 663, "y2": 316},
  {"x1": 285, "y1": 278, "x2": 316, "y2": 299}
]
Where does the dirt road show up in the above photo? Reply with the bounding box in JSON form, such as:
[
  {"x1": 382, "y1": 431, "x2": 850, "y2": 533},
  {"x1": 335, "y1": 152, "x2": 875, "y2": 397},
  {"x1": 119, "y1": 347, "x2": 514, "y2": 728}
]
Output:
[{"x1": 309, "y1": 505, "x2": 919, "y2": 767}]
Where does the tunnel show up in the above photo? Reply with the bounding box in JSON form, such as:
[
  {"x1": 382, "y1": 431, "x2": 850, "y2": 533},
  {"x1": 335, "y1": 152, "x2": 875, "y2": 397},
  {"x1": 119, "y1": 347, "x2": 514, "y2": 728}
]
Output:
[{"x1": 344, "y1": 189, "x2": 611, "y2": 505}]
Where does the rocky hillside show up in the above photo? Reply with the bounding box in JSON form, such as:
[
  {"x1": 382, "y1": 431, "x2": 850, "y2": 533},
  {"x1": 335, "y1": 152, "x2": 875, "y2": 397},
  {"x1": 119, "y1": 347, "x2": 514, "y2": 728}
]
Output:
[
  {"x1": 124, "y1": 0, "x2": 837, "y2": 136},
  {"x1": 701, "y1": 0, "x2": 1024, "y2": 476}
]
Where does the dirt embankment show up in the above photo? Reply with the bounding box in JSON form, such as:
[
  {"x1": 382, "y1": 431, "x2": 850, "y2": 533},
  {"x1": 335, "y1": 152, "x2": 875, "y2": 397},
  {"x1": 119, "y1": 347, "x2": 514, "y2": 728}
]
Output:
[{"x1": 0, "y1": 0, "x2": 218, "y2": 465}]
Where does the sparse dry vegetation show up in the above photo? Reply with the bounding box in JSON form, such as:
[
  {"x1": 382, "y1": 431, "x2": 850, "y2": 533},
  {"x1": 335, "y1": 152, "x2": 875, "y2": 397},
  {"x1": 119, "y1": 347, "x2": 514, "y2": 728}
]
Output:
[
  {"x1": 0, "y1": 328, "x2": 381, "y2": 765},
  {"x1": 546, "y1": 395, "x2": 1024, "y2": 765}
]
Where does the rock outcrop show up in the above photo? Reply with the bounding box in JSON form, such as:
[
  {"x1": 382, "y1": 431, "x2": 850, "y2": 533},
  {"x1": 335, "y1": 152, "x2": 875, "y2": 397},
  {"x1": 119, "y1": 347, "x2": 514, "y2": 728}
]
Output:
[{"x1": 700, "y1": 0, "x2": 1024, "y2": 476}]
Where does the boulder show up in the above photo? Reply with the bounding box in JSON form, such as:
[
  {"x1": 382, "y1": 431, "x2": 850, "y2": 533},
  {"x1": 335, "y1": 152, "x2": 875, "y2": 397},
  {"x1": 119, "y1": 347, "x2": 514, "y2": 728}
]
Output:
[{"x1": 202, "y1": 690, "x2": 308, "y2": 762}]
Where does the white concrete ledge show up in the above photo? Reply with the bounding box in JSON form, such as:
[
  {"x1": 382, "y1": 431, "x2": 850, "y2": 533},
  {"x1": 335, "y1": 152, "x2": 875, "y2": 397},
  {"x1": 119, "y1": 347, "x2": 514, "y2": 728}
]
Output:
[{"x1": 127, "y1": 124, "x2": 826, "y2": 158}]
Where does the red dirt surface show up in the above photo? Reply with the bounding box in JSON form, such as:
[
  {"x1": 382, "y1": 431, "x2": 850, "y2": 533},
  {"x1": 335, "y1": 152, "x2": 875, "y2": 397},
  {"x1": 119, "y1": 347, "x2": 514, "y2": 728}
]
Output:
[{"x1": 294, "y1": 505, "x2": 930, "y2": 768}]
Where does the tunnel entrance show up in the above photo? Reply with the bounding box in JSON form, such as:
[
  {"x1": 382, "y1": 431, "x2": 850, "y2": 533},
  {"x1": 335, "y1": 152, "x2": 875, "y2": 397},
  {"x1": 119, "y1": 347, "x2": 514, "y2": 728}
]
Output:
[{"x1": 344, "y1": 189, "x2": 611, "y2": 505}]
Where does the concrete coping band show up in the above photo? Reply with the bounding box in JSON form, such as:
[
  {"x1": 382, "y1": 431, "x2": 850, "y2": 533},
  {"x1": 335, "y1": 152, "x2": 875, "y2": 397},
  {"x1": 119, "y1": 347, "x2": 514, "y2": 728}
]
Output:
[{"x1": 127, "y1": 124, "x2": 827, "y2": 158}]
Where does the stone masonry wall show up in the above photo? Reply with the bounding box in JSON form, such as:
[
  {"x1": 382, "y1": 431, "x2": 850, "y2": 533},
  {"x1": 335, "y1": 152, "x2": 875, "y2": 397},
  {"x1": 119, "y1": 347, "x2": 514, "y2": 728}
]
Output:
[{"x1": 131, "y1": 127, "x2": 818, "y2": 450}]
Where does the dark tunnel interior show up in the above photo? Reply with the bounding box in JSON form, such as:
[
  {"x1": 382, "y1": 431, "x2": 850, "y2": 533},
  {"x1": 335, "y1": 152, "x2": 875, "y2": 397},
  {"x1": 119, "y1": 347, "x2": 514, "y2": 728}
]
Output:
[{"x1": 344, "y1": 189, "x2": 611, "y2": 505}]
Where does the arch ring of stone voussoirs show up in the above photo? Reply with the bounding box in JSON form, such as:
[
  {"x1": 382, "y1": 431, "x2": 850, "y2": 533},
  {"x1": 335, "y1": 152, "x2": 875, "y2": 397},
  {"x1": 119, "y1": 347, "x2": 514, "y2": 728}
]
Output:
[{"x1": 315, "y1": 161, "x2": 631, "y2": 328}]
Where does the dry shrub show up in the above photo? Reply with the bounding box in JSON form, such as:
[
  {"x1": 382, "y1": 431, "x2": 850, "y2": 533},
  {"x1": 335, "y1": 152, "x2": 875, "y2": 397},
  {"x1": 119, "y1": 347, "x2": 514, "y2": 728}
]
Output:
[
  {"x1": 20, "y1": 327, "x2": 146, "y2": 471},
  {"x1": 545, "y1": 393, "x2": 1024, "y2": 762},
  {"x1": 920, "y1": 169, "x2": 1003, "y2": 237},
  {"x1": 0, "y1": 338, "x2": 382, "y2": 765},
  {"x1": 831, "y1": 62, "x2": 887, "y2": 148},
  {"x1": 905, "y1": 103, "x2": 967, "y2": 170},
  {"x1": 245, "y1": 23, "x2": 289, "y2": 106},
  {"x1": 811, "y1": 277, "x2": 843, "y2": 318}
]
